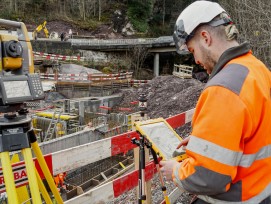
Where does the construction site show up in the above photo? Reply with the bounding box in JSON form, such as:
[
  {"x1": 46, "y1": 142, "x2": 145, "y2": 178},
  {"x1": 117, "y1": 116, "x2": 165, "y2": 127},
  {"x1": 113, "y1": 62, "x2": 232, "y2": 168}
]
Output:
[
  {"x1": 0, "y1": 16, "x2": 209, "y2": 204},
  {"x1": 28, "y1": 69, "x2": 204, "y2": 204},
  {"x1": 28, "y1": 63, "x2": 204, "y2": 204},
  {"x1": 0, "y1": 0, "x2": 270, "y2": 203}
]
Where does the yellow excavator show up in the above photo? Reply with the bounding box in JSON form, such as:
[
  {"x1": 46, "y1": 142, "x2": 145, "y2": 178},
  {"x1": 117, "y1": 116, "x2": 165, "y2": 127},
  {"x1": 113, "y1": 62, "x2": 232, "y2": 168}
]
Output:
[
  {"x1": 33, "y1": 21, "x2": 49, "y2": 39},
  {"x1": 32, "y1": 21, "x2": 58, "y2": 40}
]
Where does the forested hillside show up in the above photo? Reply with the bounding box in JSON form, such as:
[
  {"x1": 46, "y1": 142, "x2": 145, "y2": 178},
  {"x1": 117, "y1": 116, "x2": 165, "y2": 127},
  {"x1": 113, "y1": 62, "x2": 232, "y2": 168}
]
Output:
[
  {"x1": 0, "y1": 0, "x2": 194, "y2": 37},
  {"x1": 0, "y1": 0, "x2": 270, "y2": 68}
]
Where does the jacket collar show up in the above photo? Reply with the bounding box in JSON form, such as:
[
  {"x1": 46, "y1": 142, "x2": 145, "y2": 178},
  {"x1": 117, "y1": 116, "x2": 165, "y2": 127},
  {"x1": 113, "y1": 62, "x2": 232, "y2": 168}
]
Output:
[{"x1": 209, "y1": 42, "x2": 251, "y2": 80}]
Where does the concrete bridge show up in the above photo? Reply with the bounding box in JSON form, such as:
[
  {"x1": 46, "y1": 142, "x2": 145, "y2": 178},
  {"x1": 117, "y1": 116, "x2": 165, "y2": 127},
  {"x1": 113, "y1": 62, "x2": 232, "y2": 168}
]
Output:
[
  {"x1": 32, "y1": 36, "x2": 177, "y2": 76},
  {"x1": 70, "y1": 36, "x2": 174, "y2": 51}
]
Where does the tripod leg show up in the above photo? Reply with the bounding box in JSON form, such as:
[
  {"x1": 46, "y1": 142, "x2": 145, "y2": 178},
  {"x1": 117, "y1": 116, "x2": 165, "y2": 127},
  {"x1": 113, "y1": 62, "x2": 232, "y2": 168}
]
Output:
[
  {"x1": 22, "y1": 148, "x2": 43, "y2": 204},
  {"x1": 150, "y1": 148, "x2": 170, "y2": 204},
  {"x1": 31, "y1": 141, "x2": 63, "y2": 204},
  {"x1": 139, "y1": 146, "x2": 146, "y2": 203},
  {"x1": 11, "y1": 154, "x2": 30, "y2": 203},
  {"x1": 35, "y1": 169, "x2": 53, "y2": 204},
  {"x1": 138, "y1": 136, "x2": 147, "y2": 204},
  {"x1": 0, "y1": 152, "x2": 19, "y2": 204}
]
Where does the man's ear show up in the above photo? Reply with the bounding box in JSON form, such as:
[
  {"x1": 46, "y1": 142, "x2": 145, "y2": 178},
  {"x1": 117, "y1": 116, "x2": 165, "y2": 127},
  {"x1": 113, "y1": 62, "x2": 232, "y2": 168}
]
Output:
[{"x1": 200, "y1": 30, "x2": 212, "y2": 47}]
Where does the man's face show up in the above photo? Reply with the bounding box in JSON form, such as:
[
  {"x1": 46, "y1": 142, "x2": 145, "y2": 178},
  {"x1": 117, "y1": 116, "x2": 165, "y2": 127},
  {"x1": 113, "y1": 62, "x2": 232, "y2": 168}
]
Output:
[{"x1": 186, "y1": 33, "x2": 217, "y2": 74}]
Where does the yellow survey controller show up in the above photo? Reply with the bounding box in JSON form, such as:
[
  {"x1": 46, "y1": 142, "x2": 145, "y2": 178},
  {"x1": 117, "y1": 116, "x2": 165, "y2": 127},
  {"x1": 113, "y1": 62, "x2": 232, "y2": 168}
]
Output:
[{"x1": 134, "y1": 118, "x2": 187, "y2": 161}]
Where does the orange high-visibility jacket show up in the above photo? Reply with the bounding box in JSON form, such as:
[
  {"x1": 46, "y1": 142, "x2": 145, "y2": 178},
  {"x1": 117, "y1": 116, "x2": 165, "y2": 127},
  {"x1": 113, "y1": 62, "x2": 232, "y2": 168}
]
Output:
[
  {"x1": 54, "y1": 172, "x2": 66, "y2": 187},
  {"x1": 173, "y1": 43, "x2": 271, "y2": 203}
]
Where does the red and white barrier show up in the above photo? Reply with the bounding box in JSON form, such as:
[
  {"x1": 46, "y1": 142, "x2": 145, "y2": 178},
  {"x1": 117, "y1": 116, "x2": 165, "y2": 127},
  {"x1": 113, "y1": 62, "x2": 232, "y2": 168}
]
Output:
[
  {"x1": 2, "y1": 108, "x2": 195, "y2": 202},
  {"x1": 33, "y1": 51, "x2": 86, "y2": 62},
  {"x1": 39, "y1": 72, "x2": 133, "y2": 82}
]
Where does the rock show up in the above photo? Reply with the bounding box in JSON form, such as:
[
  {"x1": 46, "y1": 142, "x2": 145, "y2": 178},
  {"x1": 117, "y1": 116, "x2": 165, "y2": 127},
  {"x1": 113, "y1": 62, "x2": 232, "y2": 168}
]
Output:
[{"x1": 122, "y1": 22, "x2": 135, "y2": 36}]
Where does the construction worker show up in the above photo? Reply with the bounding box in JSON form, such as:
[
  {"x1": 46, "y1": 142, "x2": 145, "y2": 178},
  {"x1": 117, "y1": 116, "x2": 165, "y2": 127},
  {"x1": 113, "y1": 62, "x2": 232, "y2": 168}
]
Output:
[
  {"x1": 54, "y1": 172, "x2": 67, "y2": 192},
  {"x1": 68, "y1": 29, "x2": 73, "y2": 38},
  {"x1": 60, "y1": 32, "x2": 65, "y2": 41},
  {"x1": 160, "y1": 1, "x2": 271, "y2": 204}
]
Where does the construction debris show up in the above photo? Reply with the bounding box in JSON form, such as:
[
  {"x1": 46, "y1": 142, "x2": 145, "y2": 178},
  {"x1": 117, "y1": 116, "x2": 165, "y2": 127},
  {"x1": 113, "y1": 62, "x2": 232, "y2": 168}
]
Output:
[
  {"x1": 114, "y1": 75, "x2": 204, "y2": 137},
  {"x1": 115, "y1": 75, "x2": 203, "y2": 118}
]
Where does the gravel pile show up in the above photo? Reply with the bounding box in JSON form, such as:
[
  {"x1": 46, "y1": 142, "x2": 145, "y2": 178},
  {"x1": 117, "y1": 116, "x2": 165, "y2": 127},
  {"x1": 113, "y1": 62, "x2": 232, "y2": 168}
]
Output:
[
  {"x1": 110, "y1": 174, "x2": 193, "y2": 204},
  {"x1": 111, "y1": 75, "x2": 205, "y2": 203},
  {"x1": 114, "y1": 75, "x2": 204, "y2": 137},
  {"x1": 114, "y1": 75, "x2": 204, "y2": 119}
]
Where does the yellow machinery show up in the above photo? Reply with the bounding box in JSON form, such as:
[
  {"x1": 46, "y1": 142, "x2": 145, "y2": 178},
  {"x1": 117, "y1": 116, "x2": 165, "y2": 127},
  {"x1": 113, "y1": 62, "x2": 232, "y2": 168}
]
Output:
[
  {"x1": 0, "y1": 18, "x2": 63, "y2": 204},
  {"x1": 36, "y1": 111, "x2": 78, "y2": 120},
  {"x1": 33, "y1": 21, "x2": 49, "y2": 39},
  {"x1": 0, "y1": 19, "x2": 34, "y2": 73}
]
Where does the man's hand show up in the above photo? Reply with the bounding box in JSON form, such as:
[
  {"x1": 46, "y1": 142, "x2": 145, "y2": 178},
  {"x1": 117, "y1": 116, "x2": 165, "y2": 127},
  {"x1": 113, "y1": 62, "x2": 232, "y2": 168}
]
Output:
[
  {"x1": 160, "y1": 159, "x2": 179, "y2": 181},
  {"x1": 176, "y1": 136, "x2": 190, "y2": 149}
]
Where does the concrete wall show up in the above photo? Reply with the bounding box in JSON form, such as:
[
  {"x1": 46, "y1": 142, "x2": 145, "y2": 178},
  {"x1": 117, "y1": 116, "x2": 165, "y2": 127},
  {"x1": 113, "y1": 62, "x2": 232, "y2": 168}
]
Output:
[
  {"x1": 70, "y1": 95, "x2": 122, "y2": 113},
  {"x1": 57, "y1": 86, "x2": 93, "y2": 99},
  {"x1": 31, "y1": 40, "x2": 77, "y2": 56},
  {"x1": 39, "y1": 129, "x2": 103, "y2": 155}
]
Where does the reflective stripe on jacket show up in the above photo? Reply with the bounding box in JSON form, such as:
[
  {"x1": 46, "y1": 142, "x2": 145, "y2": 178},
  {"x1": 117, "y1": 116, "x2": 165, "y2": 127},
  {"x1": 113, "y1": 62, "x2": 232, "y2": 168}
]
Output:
[{"x1": 173, "y1": 43, "x2": 271, "y2": 203}]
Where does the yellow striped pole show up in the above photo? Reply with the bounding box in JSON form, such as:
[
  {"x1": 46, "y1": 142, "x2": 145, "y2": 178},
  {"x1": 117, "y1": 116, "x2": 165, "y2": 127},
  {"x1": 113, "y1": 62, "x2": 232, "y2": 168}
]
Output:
[
  {"x1": 22, "y1": 148, "x2": 42, "y2": 204},
  {"x1": 31, "y1": 141, "x2": 63, "y2": 204},
  {"x1": 0, "y1": 152, "x2": 19, "y2": 204}
]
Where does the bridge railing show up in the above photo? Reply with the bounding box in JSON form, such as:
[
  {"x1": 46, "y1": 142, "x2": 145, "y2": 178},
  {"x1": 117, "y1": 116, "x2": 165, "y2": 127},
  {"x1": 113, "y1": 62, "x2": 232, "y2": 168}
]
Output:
[{"x1": 70, "y1": 36, "x2": 173, "y2": 46}]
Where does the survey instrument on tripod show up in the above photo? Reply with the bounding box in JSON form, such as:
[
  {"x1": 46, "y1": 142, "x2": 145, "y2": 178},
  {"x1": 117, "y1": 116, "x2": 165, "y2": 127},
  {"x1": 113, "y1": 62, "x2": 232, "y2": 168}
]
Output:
[
  {"x1": 0, "y1": 118, "x2": 63, "y2": 204},
  {"x1": 0, "y1": 18, "x2": 63, "y2": 204}
]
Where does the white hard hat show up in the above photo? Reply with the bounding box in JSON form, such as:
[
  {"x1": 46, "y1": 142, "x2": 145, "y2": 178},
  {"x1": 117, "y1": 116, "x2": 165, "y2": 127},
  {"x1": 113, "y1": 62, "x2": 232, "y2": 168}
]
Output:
[{"x1": 173, "y1": 1, "x2": 232, "y2": 54}]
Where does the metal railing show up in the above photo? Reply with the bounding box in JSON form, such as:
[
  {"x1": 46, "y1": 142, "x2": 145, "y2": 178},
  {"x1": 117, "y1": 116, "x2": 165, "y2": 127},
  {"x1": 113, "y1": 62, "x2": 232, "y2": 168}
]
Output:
[{"x1": 70, "y1": 36, "x2": 173, "y2": 46}]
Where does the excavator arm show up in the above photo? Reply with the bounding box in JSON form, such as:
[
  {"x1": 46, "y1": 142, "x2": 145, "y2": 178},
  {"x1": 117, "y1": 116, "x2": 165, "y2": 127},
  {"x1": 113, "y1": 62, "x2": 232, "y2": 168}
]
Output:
[{"x1": 33, "y1": 21, "x2": 49, "y2": 39}]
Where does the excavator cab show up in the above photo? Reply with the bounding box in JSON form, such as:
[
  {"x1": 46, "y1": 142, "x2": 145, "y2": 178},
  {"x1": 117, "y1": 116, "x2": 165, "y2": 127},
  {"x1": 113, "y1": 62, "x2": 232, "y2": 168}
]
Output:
[{"x1": 33, "y1": 21, "x2": 49, "y2": 40}]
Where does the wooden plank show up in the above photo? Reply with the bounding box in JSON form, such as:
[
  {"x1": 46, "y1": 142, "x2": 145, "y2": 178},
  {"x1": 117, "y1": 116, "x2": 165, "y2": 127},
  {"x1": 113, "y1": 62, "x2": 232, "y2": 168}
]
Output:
[{"x1": 66, "y1": 182, "x2": 114, "y2": 204}]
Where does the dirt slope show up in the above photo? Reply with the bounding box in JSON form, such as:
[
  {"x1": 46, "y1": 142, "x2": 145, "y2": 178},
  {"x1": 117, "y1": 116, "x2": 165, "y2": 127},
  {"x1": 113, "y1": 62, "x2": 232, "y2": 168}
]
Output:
[
  {"x1": 114, "y1": 75, "x2": 204, "y2": 137},
  {"x1": 114, "y1": 75, "x2": 204, "y2": 118}
]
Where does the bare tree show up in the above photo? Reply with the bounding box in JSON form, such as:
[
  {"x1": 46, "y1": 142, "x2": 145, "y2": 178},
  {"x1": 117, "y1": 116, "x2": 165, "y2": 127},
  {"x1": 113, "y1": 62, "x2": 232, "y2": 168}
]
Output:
[
  {"x1": 219, "y1": 0, "x2": 271, "y2": 69},
  {"x1": 98, "y1": 0, "x2": 101, "y2": 21},
  {"x1": 162, "y1": 0, "x2": 165, "y2": 26},
  {"x1": 129, "y1": 46, "x2": 149, "y2": 78}
]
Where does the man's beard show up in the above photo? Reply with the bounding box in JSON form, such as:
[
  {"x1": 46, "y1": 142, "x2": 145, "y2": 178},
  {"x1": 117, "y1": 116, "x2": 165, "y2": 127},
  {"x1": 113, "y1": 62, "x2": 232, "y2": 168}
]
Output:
[{"x1": 199, "y1": 44, "x2": 216, "y2": 74}]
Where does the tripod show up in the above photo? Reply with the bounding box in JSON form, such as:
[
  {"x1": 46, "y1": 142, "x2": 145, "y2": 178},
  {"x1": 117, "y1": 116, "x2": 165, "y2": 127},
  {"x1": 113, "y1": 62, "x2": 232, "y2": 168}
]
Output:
[
  {"x1": 146, "y1": 141, "x2": 170, "y2": 204},
  {"x1": 0, "y1": 113, "x2": 63, "y2": 204},
  {"x1": 132, "y1": 132, "x2": 170, "y2": 204}
]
